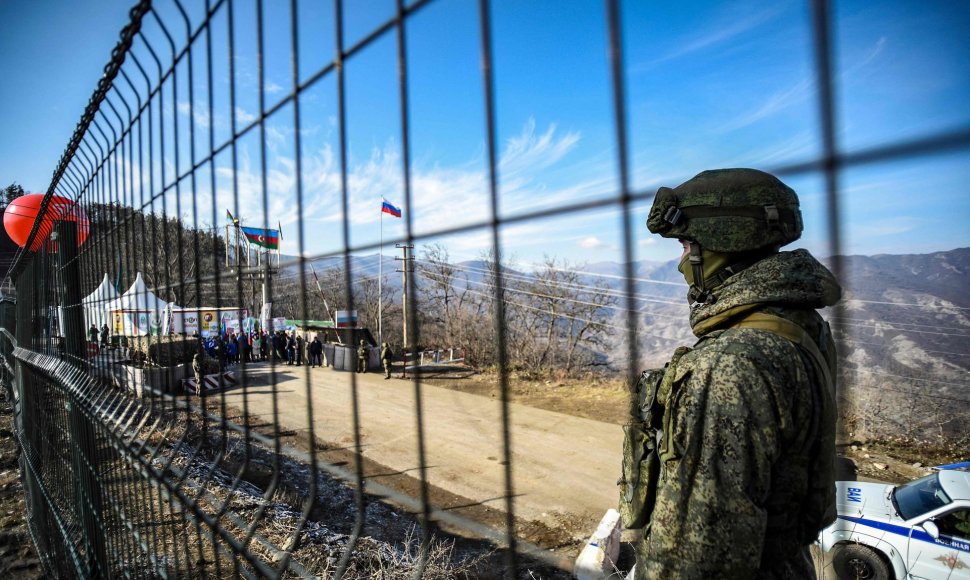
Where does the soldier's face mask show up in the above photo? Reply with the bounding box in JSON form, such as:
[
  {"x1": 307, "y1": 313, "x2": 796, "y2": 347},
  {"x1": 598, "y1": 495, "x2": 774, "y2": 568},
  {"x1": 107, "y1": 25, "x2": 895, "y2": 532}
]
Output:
[{"x1": 677, "y1": 243, "x2": 738, "y2": 303}]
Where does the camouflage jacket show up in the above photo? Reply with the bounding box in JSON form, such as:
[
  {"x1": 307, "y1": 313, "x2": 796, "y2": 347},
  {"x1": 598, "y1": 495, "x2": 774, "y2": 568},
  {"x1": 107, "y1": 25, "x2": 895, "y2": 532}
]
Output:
[{"x1": 637, "y1": 249, "x2": 841, "y2": 579}]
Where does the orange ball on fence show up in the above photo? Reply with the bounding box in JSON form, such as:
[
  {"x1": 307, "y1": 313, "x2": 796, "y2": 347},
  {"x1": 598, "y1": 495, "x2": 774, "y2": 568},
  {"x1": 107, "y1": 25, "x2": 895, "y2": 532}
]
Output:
[{"x1": 3, "y1": 193, "x2": 89, "y2": 251}]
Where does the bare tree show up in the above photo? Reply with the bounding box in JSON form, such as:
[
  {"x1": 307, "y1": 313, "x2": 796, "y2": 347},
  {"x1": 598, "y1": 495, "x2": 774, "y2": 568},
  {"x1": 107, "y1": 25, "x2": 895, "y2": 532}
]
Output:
[
  {"x1": 416, "y1": 243, "x2": 473, "y2": 349},
  {"x1": 80, "y1": 202, "x2": 229, "y2": 307},
  {"x1": 515, "y1": 257, "x2": 618, "y2": 376}
]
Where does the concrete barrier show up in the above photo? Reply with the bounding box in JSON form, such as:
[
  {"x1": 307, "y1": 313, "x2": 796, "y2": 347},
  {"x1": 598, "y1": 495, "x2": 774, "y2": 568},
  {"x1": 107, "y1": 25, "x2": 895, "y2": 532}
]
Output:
[{"x1": 574, "y1": 508, "x2": 621, "y2": 580}]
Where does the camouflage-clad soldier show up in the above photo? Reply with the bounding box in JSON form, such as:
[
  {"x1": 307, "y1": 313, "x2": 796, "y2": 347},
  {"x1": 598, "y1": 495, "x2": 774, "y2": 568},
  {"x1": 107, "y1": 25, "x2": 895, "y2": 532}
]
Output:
[
  {"x1": 628, "y1": 169, "x2": 841, "y2": 578},
  {"x1": 380, "y1": 342, "x2": 393, "y2": 379},
  {"x1": 356, "y1": 339, "x2": 368, "y2": 373},
  {"x1": 192, "y1": 353, "x2": 204, "y2": 392}
]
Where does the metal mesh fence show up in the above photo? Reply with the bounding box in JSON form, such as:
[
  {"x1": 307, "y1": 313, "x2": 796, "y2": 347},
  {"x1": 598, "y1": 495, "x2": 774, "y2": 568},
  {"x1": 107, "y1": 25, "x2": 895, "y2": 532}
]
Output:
[{"x1": 0, "y1": 0, "x2": 967, "y2": 578}]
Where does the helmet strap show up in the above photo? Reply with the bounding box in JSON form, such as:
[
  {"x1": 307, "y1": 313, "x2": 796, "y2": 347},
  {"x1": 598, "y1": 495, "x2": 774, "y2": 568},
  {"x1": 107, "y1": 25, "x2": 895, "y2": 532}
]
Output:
[
  {"x1": 686, "y1": 241, "x2": 711, "y2": 305},
  {"x1": 687, "y1": 247, "x2": 779, "y2": 305}
]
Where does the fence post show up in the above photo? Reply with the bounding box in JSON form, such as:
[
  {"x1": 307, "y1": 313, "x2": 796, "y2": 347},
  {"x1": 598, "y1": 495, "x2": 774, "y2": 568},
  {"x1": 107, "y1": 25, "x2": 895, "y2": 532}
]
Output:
[
  {"x1": 55, "y1": 221, "x2": 108, "y2": 578},
  {"x1": 13, "y1": 256, "x2": 52, "y2": 562}
]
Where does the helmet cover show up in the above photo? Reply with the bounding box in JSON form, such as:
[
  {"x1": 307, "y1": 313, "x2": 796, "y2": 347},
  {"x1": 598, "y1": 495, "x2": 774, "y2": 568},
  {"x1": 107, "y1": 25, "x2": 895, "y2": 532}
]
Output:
[{"x1": 646, "y1": 168, "x2": 802, "y2": 253}]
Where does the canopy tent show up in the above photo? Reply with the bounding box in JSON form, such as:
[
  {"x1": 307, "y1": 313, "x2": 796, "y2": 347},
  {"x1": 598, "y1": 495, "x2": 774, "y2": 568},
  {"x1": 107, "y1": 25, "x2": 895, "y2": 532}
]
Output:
[
  {"x1": 81, "y1": 273, "x2": 121, "y2": 331},
  {"x1": 105, "y1": 272, "x2": 170, "y2": 336}
]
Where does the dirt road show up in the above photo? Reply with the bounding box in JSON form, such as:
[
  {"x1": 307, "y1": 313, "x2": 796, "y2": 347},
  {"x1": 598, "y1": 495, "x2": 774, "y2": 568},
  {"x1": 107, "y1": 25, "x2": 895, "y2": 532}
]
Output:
[{"x1": 221, "y1": 363, "x2": 624, "y2": 538}]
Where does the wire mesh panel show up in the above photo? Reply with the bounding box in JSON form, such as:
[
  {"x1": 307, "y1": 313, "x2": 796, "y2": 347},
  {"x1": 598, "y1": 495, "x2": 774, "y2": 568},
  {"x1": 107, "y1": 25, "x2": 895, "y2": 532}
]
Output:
[{"x1": 0, "y1": 0, "x2": 968, "y2": 578}]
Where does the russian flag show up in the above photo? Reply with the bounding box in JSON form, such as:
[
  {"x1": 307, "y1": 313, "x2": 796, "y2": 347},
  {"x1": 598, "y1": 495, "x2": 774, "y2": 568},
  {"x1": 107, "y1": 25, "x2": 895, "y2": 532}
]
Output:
[{"x1": 381, "y1": 199, "x2": 402, "y2": 218}]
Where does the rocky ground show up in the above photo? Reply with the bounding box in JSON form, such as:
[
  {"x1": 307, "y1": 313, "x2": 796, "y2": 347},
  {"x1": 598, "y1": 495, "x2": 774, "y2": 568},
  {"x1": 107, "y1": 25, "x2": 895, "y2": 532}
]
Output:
[{"x1": 0, "y1": 393, "x2": 42, "y2": 578}]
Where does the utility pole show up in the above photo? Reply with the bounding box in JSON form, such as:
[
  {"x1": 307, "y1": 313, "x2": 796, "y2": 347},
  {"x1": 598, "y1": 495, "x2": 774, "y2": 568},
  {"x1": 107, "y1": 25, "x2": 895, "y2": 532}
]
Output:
[
  {"x1": 395, "y1": 243, "x2": 414, "y2": 350},
  {"x1": 309, "y1": 263, "x2": 334, "y2": 323}
]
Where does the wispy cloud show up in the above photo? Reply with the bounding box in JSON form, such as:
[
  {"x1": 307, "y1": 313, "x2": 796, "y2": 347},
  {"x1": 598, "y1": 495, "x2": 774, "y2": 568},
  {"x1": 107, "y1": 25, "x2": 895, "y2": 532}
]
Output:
[
  {"x1": 718, "y1": 36, "x2": 887, "y2": 133},
  {"x1": 500, "y1": 118, "x2": 580, "y2": 175},
  {"x1": 739, "y1": 130, "x2": 818, "y2": 166},
  {"x1": 177, "y1": 101, "x2": 211, "y2": 129},
  {"x1": 854, "y1": 216, "x2": 920, "y2": 238},
  {"x1": 235, "y1": 106, "x2": 257, "y2": 125},
  {"x1": 126, "y1": 118, "x2": 607, "y2": 259},
  {"x1": 849, "y1": 36, "x2": 887, "y2": 75},
  {"x1": 632, "y1": 6, "x2": 782, "y2": 72},
  {"x1": 717, "y1": 77, "x2": 815, "y2": 132}
]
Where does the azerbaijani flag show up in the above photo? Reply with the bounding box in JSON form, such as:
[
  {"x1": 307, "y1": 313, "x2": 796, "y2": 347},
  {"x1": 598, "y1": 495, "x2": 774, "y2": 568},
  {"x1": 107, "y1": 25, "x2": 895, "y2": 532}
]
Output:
[
  {"x1": 226, "y1": 209, "x2": 238, "y2": 224},
  {"x1": 240, "y1": 226, "x2": 279, "y2": 250},
  {"x1": 381, "y1": 199, "x2": 402, "y2": 218}
]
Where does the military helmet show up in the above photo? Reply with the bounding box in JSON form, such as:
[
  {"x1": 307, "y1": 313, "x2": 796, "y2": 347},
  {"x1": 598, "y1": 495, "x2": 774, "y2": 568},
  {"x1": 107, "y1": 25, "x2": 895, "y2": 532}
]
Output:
[{"x1": 646, "y1": 168, "x2": 802, "y2": 253}]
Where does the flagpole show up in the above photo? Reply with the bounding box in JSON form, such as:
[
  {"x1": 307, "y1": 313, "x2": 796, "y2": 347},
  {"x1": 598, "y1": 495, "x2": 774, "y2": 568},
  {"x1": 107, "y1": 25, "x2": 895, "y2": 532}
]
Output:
[{"x1": 379, "y1": 199, "x2": 384, "y2": 346}]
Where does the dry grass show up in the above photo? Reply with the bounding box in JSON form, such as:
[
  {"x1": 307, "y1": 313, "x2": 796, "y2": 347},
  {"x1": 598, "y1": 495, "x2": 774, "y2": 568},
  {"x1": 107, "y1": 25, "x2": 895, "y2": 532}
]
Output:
[{"x1": 112, "y1": 407, "x2": 501, "y2": 578}]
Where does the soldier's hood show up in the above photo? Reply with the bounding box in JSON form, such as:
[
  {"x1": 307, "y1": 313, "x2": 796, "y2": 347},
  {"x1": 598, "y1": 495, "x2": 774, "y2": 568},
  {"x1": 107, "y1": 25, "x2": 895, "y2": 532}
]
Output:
[{"x1": 689, "y1": 249, "x2": 841, "y2": 334}]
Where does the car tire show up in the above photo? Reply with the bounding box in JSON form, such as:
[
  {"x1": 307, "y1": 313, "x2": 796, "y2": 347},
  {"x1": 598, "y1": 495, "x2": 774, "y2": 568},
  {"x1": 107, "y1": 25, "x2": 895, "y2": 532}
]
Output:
[{"x1": 832, "y1": 543, "x2": 891, "y2": 580}]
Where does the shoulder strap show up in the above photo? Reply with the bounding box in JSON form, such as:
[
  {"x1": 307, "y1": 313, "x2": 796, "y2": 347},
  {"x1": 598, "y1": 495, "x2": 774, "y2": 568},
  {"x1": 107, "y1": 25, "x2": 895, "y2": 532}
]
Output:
[
  {"x1": 732, "y1": 310, "x2": 838, "y2": 536},
  {"x1": 731, "y1": 311, "x2": 832, "y2": 391}
]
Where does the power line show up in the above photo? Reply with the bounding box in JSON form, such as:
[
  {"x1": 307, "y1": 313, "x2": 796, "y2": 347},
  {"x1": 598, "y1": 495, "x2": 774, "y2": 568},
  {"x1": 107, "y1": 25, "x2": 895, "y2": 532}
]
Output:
[
  {"x1": 422, "y1": 260, "x2": 970, "y2": 338},
  {"x1": 845, "y1": 378, "x2": 970, "y2": 403},
  {"x1": 842, "y1": 366, "x2": 970, "y2": 389},
  {"x1": 830, "y1": 315, "x2": 970, "y2": 334},
  {"x1": 425, "y1": 261, "x2": 970, "y2": 340},
  {"x1": 418, "y1": 273, "x2": 687, "y2": 344},
  {"x1": 842, "y1": 298, "x2": 970, "y2": 312},
  {"x1": 441, "y1": 249, "x2": 687, "y2": 288},
  {"x1": 430, "y1": 257, "x2": 970, "y2": 335},
  {"x1": 415, "y1": 268, "x2": 687, "y2": 320},
  {"x1": 839, "y1": 337, "x2": 970, "y2": 358},
  {"x1": 831, "y1": 319, "x2": 970, "y2": 339},
  {"x1": 443, "y1": 248, "x2": 970, "y2": 313},
  {"x1": 421, "y1": 255, "x2": 684, "y2": 298}
]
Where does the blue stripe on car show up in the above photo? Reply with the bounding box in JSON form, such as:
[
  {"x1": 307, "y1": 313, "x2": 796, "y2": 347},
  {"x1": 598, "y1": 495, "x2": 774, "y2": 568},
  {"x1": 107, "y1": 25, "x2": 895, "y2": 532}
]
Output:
[{"x1": 838, "y1": 516, "x2": 970, "y2": 554}]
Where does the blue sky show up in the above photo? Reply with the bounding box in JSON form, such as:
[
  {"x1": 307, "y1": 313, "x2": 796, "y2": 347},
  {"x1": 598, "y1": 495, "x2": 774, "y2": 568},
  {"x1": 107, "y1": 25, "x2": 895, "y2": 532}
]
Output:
[{"x1": 1, "y1": 0, "x2": 968, "y2": 270}]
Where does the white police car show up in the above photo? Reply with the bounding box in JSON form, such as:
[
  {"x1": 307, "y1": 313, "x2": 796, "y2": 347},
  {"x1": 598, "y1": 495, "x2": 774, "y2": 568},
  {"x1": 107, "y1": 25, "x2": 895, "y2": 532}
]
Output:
[{"x1": 818, "y1": 463, "x2": 970, "y2": 579}]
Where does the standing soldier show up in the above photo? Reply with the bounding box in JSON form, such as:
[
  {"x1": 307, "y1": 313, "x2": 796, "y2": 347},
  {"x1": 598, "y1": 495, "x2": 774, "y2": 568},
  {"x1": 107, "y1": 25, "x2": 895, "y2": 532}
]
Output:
[
  {"x1": 380, "y1": 342, "x2": 393, "y2": 379},
  {"x1": 88, "y1": 323, "x2": 99, "y2": 344},
  {"x1": 100, "y1": 323, "x2": 110, "y2": 347},
  {"x1": 621, "y1": 169, "x2": 841, "y2": 578},
  {"x1": 192, "y1": 353, "x2": 204, "y2": 394},
  {"x1": 357, "y1": 339, "x2": 368, "y2": 373}
]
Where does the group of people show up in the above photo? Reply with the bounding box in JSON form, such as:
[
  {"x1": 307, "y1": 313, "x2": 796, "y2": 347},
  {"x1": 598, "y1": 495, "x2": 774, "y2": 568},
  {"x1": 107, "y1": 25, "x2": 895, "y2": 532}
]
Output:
[
  {"x1": 198, "y1": 329, "x2": 394, "y2": 375},
  {"x1": 356, "y1": 340, "x2": 395, "y2": 379},
  {"x1": 198, "y1": 331, "x2": 264, "y2": 365},
  {"x1": 197, "y1": 329, "x2": 323, "y2": 367},
  {"x1": 277, "y1": 330, "x2": 326, "y2": 367},
  {"x1": 88, "y1": 323, "x2": 111, "y2": 348}
]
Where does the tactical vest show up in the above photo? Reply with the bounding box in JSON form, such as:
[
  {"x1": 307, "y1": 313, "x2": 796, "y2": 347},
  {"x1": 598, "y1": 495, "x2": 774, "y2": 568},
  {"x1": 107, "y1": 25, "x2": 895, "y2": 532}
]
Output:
[{"x1": 618, "y1": 311, "x2": 836, "y2": 540}]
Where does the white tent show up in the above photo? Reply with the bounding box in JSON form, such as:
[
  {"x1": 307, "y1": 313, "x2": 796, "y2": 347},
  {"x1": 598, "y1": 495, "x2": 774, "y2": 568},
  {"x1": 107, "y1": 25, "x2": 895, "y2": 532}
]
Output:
[
  {"x1": 82, "y1": 273, "x2": 121, "y2": 332},
  {"x1": 105, "y1": 272, "x2": 170, "y2": 336}
]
